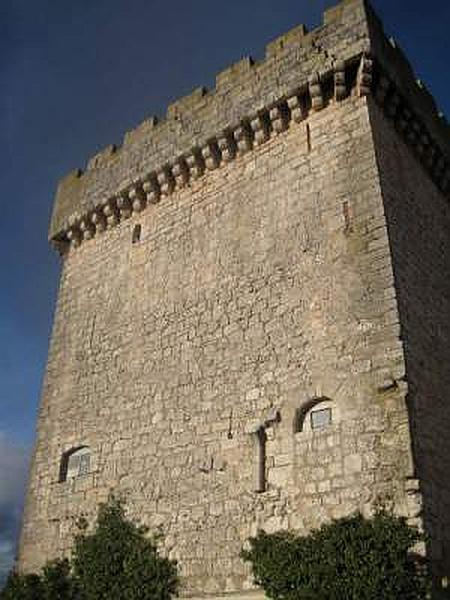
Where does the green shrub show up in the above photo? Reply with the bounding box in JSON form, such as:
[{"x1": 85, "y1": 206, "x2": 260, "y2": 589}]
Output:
[
  {"x1": 1, "y1": 497, "x2": 178, "y2": 600},
  {"x1": 41, "y1": 559, "x2": 78, "y2": 599},
  {"x1": 72, "y1": 497, "x2": 178, "y2": 600},
  {"x1": 241, "y1": 511, "x2": 431, "y2": 600},
  {"x1": 0, "y1": 560, "x2": 75, "y2": 600},
  {"x1": 0, "y1": 571, "x2": 44, "y2": 600}
]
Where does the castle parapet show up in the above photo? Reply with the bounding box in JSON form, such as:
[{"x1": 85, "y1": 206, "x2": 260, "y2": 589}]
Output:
[{"x1": 50, "y1": 0, "x2": 450, "y2": 249}]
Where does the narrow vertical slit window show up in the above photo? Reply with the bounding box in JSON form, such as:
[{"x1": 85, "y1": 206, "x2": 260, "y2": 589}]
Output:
[
  {"x1": 254, "y1": 427, "x2": 267, "y2": 493},
  {"x1": 342, "y1": 200, "x2": 353, "y2": 233},
  {"x1": 132, "y1": 224, "x2": 142, "y2": 244},
  {"x1": 306, "y1": 123, "x2": 311, "y2": 152}
]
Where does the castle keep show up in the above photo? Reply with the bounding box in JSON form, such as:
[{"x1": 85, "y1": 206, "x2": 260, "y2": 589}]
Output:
[{"x1": 19, "y1": 0, "x2": 450, "y2": 595}]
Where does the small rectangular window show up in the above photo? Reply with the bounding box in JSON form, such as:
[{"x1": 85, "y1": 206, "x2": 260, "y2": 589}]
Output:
[
  {"x1": 132, "y1": 224, "x2": 142, "y2": 244},
  {"x1": 310, "y1": 408, "x2": 332, "y2": 430},
  {"x1": 78, "y1": 454, "x2": 90, "y2": 476},
  {"x1": 68, "y1": 455, "x2": 81, "y2": 471},
  {"x1": 61, "y1": 447, "x2": 91, "y2": 482}
]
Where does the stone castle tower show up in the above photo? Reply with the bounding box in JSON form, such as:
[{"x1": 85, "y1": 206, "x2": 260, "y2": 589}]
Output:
[{"x1": 19, "y1": 0, "x2": 450, "y2": 595}]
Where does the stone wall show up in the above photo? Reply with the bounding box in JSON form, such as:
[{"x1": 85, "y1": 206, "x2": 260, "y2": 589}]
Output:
[
  {"x1": 20, "y1": 95, "x2": 416, "y2": 595},
  {"x1": 49, "y1": 0, "x2": 372, "y2": 239},
  {"x1": 19, "y1": 0, "x2": 450, "y2": 593},
  {"x1": 370, "y1": 98, "x2": 450, "y2": 580}
]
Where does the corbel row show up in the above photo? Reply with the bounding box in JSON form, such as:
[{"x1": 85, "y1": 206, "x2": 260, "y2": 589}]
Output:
[
  {"x1": 65, "y1": 112, "x2": 302, "y2": 246},
  {"x1": 64, "y1": 56, "x2": 366, "y2": 248},
  {"x1": 372, "y1": 65, "x2": 450, "y2": 198},
  {"x1": 63, "y1": 52, "x2": 450, "y2": 249}
]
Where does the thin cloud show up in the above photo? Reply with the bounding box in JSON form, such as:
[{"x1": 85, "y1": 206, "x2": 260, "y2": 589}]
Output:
[{"x1": 0, "y1": 433, "x2": 30, "y2": 586}]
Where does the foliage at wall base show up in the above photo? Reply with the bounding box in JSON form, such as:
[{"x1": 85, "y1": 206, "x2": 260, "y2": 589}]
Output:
[
  {"x1": 0, "y1": 497, "x2": 178, "y2": 600},
  {"x1": 241, "y1": 511, "x2": 432, "y2": 600}
]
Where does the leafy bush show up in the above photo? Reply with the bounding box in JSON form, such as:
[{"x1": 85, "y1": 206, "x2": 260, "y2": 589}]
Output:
[
  {"x1": 0, "y1": 497, "x2": 178, "y2": 600},
  {"x1": 0, "y1": 559, "x2": 75, "y2": 599},
  {"x1": 72, "y1": 497, "x2": 178, "y2": 600},
  {"x1": 241, "y1": 511, "x2": 431, "y2": 600},
  {"x1": 0, "y1": 571, "x2": 44, "y2": 600},
  {"x1": 41, "y1": 559, "x2": 78, "y2": 599}
]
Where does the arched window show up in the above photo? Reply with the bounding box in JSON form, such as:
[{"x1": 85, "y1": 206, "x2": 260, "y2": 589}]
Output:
[
  {"x1": 294, "y1": 397, "x2": 336, "y2": 433},
  {"x1": 59, "y1": 446, "x2": 91, "y2": 482}
]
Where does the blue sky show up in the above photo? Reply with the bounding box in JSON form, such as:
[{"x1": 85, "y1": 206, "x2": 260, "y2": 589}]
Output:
[{"x1": 1, "y1": 0, "x2": 449, "y2": 584}]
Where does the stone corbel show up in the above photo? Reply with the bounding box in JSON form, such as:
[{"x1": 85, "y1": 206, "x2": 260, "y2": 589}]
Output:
[
  {"x1": 233, "y1": 123, "x2": 253, "y2": 155},
  {"x1": 250, "y1": 114, "x2": 270, "y2": 146},
  {"x1": 356, "y1": 52, "x2": 373, "y2": 97},
  {"x1": 91, "y1": 210, "x2": 106, "y2": 234},
  {"x1": 286, "y1": 94, "x2": 306, "y2": 123},
  {"x1": 172, "y1": 159, "x2": 189, "y2": 189},
  {"x1": 116, "y1": 193, "x2": 132, "y2": 219},
  {"x1": 201, "y1": 140, "x2": 220, "y2": 170},
  {"x1": 309, "y1": 73, "x2": 324, "y2": 111},
  {"x1": 156, "y1": 169, "x2": 175, "y2": 197},
  {"x1": 186, "y1": 151, "x2": 205, "y2": 180},
  {"x1": 269, "y1": 105, "x2": 289, "y2": 134},
  {"x1": 79, "y1": 218, "x2": 94, "y2": 241},
  {"x1": 128, "y1": 183, "x2": 146, "y2": 213},
  {"x1": 142, "y1": 175, "x2": 160, "y2": 204},
  {"x1": 217, "y1": 132, "x2": 236, "y2": 163},
  {"x1": 334, "y1": 60, "x2": 347, "y2": 101},
  {"x1": 67, "y1": 226, "x2": 82, "y2": 247},
  {"x1": 103, "y1": 200, "x2": 119, "y2": 228}
]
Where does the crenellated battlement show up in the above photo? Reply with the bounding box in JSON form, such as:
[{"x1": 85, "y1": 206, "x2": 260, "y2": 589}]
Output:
[{"x1": 50, "y1": 0, "x2": 450, "y2": 249}]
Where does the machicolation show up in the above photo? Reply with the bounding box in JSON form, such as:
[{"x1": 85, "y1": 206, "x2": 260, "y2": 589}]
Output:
[{"x1": 50, "y1": 0, "x2": 450, "y2": 249}]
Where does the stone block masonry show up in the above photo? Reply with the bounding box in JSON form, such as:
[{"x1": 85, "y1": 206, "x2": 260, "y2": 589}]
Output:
[
  {"x1": 19, "y1": 0, "x2": 450, "y2": 595},
  {"x1": 370, "y1": 96, "x2": 450, "y2": 582}
]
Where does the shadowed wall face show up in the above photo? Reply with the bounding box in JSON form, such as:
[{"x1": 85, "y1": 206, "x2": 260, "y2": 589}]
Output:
[
  {"x1": 19, "y1": 95, "x2": 415, "y2": 595},
  {"x1": 370, "y1": 98, "x2": 450, "y2": 579}
]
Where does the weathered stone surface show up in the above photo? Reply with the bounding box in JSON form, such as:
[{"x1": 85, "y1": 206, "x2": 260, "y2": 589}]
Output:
[
  {"x1": 370, "y1": 97, "x2": 450, "y2": 582},
  {"x1": 19, "y1": 94, "x2": 416, "y2": 593},
  {"x1": 19, "y1": 0, "x2": 450, "y2": 595}
]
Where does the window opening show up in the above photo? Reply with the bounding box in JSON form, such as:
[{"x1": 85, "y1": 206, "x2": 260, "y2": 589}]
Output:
[
  {"x1": 294, "y1": 397, "x2": 335, "y2": 433},
  {"x1": 59, "y1": 446, "x2": 91, "y2": 482},
  {"x1": 306, "y1": 123, "x2": 311, "y2": 152},
  {"x1": 132, "y1": 224, "x2": 142, "y2": 244},
  {"x1": 310, "y1": 407, "x2": 332, "y2": 430},
  {"x1": 254, "y1": 427, "x2": 267, "y2": 493}
]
